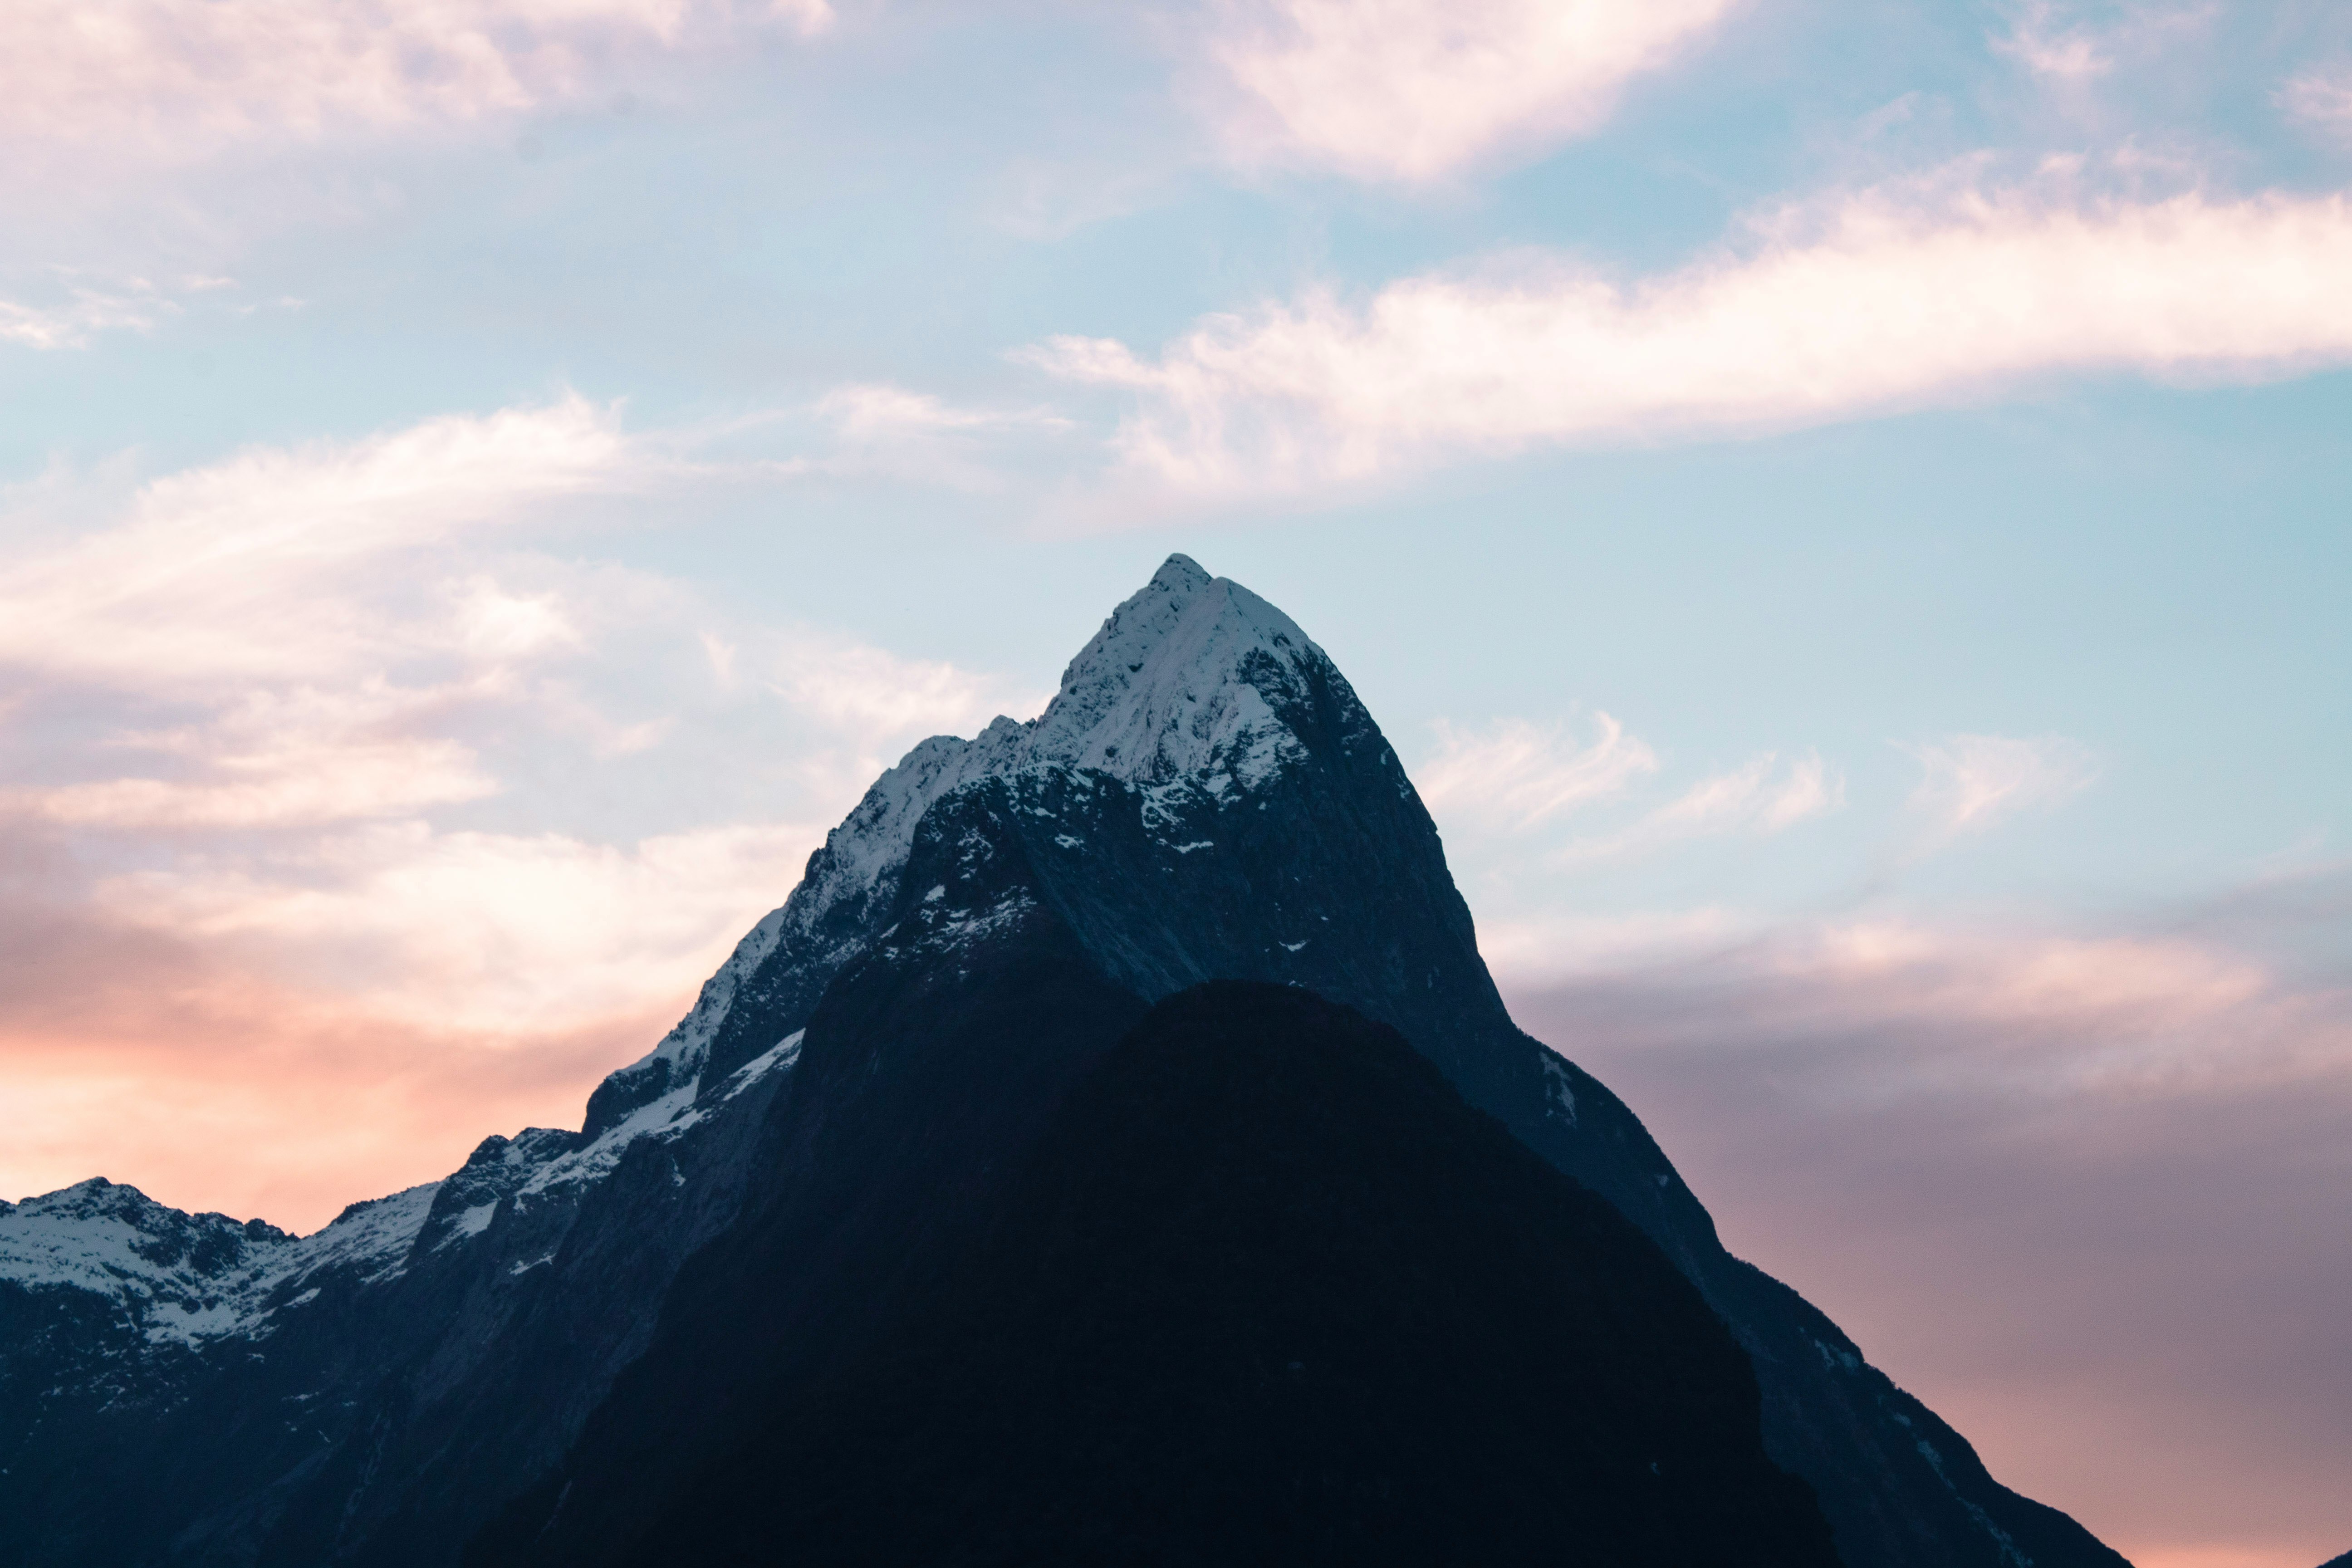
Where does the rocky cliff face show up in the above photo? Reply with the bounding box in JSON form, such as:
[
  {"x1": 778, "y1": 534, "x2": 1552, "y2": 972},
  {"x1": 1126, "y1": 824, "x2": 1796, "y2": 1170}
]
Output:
[{"x1": 3, "y1": 556, "x2": 2128, "y2": 1568}]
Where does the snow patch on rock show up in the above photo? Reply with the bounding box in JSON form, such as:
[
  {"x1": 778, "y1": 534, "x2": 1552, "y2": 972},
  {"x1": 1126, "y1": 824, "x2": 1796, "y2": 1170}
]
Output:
[
  {"x1": 524, "y1": 1029, "x2": 804, "y2": 1198},
  {"x1": 0, "y1": 1176, "x2": 440, "y2": 1348}
]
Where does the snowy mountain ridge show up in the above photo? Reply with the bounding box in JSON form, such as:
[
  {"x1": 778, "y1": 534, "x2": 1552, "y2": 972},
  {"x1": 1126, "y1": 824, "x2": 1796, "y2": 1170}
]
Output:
[
  {"x1": 592, "y1": 553, "x2": 1339, "y2": 1124},
  {"x1": 0, "y1": 555, "x2": 1317, "y2": 1360},
  {"x1": 0, "y1": 1178, "x2": 436, "y2": 1348}
]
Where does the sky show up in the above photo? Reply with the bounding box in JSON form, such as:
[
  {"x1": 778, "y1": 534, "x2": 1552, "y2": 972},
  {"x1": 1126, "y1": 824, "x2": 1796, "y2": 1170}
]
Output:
[{"x1": 0, "y1": 1, "x2": 2347, "y2": 1563}]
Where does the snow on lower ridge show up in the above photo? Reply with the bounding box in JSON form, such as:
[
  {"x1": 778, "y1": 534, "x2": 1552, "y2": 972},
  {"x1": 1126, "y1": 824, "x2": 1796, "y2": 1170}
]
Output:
[
  {"x1": 0, "y1": 1177, "x2": 441, "y2": 1348},
  {"x1": 5, "y1": 557, "x2": 1336, "y2": 1357},
  {"x1": 5, "y1": 1022, "x2": 806, "y2": 1350},
  {"x1": 0, "y1": 1180, "x2": 273, "y2": 1303},
  {"x1": 524, "y1": 1028, "x2": 805, "y2": 1199}
]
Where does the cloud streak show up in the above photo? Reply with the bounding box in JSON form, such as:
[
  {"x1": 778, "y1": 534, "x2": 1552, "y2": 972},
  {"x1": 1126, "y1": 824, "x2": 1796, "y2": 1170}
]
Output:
[
  {"x1": 1902, "y1": 732, "x2": 2097, "y2": 848},
  {"x1": 1557, "y1": 750, "x2": 1842, "y2": 862},
  {"x1": 1991, "y1": 0, "x2": 2115, "y2": 81},
  {"x1": 0, "y1": 394, "x2": 638, "y2": 690},
  {"x1": 91, "y1": 819, "x2": 825, "y2": 1036},
  {"x1": 1198, "y1": 0, "x2": 1738, "y2": 184},
  {"x1": 0, "y1": 279, "x2": 172, "y2": 350},
  {"x1": 1415, "y1": 713, "x2": 1659, "y2": 832},
  {"x1": 2281, "y1": 66, "x2": 2352, "y2": 140},
  {"x1": 0, "y1": 0, "x2": 835, "y2": 162},
  {"x1": 1033, "y1": 182, "x2": 2352, "y2": 502}
]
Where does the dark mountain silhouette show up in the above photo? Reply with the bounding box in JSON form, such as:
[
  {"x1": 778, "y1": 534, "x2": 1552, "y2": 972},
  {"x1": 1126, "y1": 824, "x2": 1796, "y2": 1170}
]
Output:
[
  {"x1": 556, "y1": 982, "x2": 1840, "y2": 1567},
  {"x1": 2, "y1": 556, "x2": 2130, "y2": 1568}
]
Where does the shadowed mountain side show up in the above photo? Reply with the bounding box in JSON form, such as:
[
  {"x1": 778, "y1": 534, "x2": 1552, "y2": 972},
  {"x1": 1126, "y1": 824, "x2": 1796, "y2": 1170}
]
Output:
[
  {"x1": 0, "y1": 557, "x2": 2136, "y2": 1568},
  {"x1": 468, "y1": 805, "x2": 1159, "y2": 1565},
  {"x1": 469, "y1": 559, "x2": 2129, "y2": 1568},
  {"x1": 488, "y1": 984, "x2": 1843, "y2": 1568}
]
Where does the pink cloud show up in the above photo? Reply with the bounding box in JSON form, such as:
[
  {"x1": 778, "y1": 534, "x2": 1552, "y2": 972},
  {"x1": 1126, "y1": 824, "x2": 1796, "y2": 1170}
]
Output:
[
  {"x1": 0, "y1": 830, "x2": 636, "y2": 1230},
  {"x1": 1990, "y1": 0, "x2": 2115, "y2": 81},
  {"x1": 1033, "y1": 181, "x2": 2352, "y2": 502},
  {"x1": 1415, "y1": 712, "x2": 1659, "y2": 832},
  {"x1": 1499, "y1": 896, "x2": 2352, "y2": 1566},
  {"x1": 0, "y1": 397, "x2": 1039, "y2": 1235},
  {"x1": 1901, "y1": 732, "x2": 2097, "y2": 846},
  {"x1": 9, "y1": 683, "x2": 505, "y2": 828},
  {"x1": 0, "y1": 395, "x2": 637, "y2": 689},
  {"x1": 1491, "y1": 910, "x2": 2326, "y2": 1096},
  {"x1": 0, "y1": 279, "x2": 172, "y2": 350},
  {"x1": 90, "y1": 819, "x2": 823, "y2": 1036},
  {"x1": 0, "y1": 0, "x2": 834, "y2": 162},
  {"x1": 0, "y1": 978, "x2": 658, "y2": 1235},
  {"x1": 0, "y1": 805, "x2": 820, "y2": 1230},
  {"x1": 2281, "y1": 66, "x2": 2352, "y2": 140},
  {"x1": 1555, "y1": 751, "x2": 1843, "y2": 862},
  {"x1": 1198, "y1": 0, "x2": 1740, "y2": 184}
]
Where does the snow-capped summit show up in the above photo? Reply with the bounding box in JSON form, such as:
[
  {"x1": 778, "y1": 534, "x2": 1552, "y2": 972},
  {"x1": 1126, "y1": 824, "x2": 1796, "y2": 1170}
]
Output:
[
  {"x1": 596, "y1": 555, "x2": 1343, "y2": 1125},
  {"x1": 827, "y1": 551, "x2": 1330, "y2": 882},
  {"x1": 1024, "y1": 552, "x2": 1320, "y2": 788}
]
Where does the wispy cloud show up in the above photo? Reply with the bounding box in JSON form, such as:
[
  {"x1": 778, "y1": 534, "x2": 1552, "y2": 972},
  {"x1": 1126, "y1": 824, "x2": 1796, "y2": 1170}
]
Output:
[
  {"x1": 1415, "y1": 714, "x2": 1659, "y2": 832},
  {"x1": 1031, "y1": 181, "x2": 2352, "y2": 505},
  {"x1": 816, "y1": 383, "x2": 1049, "y2": 439},
  {"x1": 92, "y1": 819, "x2": 826, "y2": 1037},
  {"x1": 1196, "y1": 0, "x2": 1739, "y2": 184},
  {"x1": 0, "y1": 397, "x2": 1038, "y2": 1229},
  {"x1": 1901, "y1": 733, "x2": 2097, "y2": 847},
  {"x1": 767, "y1": 634, "x2": 1032, "y2": 740},
  {"x1": 0, "y1": 394, "x2": 638, "y2": 689},
  {"x1": 0, "y1": 0, "x2": 834, "y2": 162},
  {"x1": 2280, "y1": 67, "x2": 2352, "y2": 141},
  {"x1": 0, "y1": 279, "x2": 174, "y2": 350},
  {"x1": 1558, "y1": 750, "x2": 1843, "y2": 862},
  {"x1": 15, "y1": 739, "x2": 497, "y2": 831},
  {"x1": 1493, "y1": 906, "x2": 2335, "y2": 1098},
  {"x1": 0, "y1": 393, "x2": 1031, "y2": 790},
  {"x1": 808, "y1": 382, "x2": 1073, "y2": 490},
  {"x1": 1991, "y1": 0, "x2": 2114, "y2": 81},
  {"x1": 1990, "y1": 2, "x2": 2220, "y2": 87}
]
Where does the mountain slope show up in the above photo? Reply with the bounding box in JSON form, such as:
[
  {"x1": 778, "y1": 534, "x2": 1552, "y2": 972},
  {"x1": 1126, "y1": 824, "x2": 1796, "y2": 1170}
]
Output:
[
  {"x1": 0, "y1": 1044, "x2": 796, "y2": 1567},
  {"x1": 615, "y1": 982, "x2": 1841, "y2": 1567},
  {"x1": 502, "y1": 555, "x2": 2125, "y2": 1568},
  {"x1": 3, "y1": 555, "x2": 2129, "y2": 1568}
]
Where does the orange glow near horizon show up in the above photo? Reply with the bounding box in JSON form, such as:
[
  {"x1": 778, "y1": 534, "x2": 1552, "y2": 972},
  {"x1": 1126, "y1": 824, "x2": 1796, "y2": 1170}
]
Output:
[
  {"x1": 0, "y1": 975, "x2": 669, "y2": 1234},
  {"x1": 2, "y1": 992, "x2": 663, "y2": 1241}
]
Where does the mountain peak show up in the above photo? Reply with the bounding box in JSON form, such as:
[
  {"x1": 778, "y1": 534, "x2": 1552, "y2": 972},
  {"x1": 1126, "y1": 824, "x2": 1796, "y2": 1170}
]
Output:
[
  {"x1": 598, "y1": 556, "x2": 1346, "y2": 1116},
  {"x1": 1027, "y1": 554, "x2": 1320, "y2": 787},
  {"x1": 1153, "y1": 550, "x2": 1211, "y2": 592}
]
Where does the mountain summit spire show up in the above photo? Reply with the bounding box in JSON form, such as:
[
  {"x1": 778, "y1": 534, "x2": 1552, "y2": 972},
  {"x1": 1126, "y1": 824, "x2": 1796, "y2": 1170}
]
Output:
[
  {"x1": 586, "y1": 554, "x2": 1348, "y2": 1126},
  {"x1": 1027, "y1": 552, "x2": 1322, "y2": 787}
]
